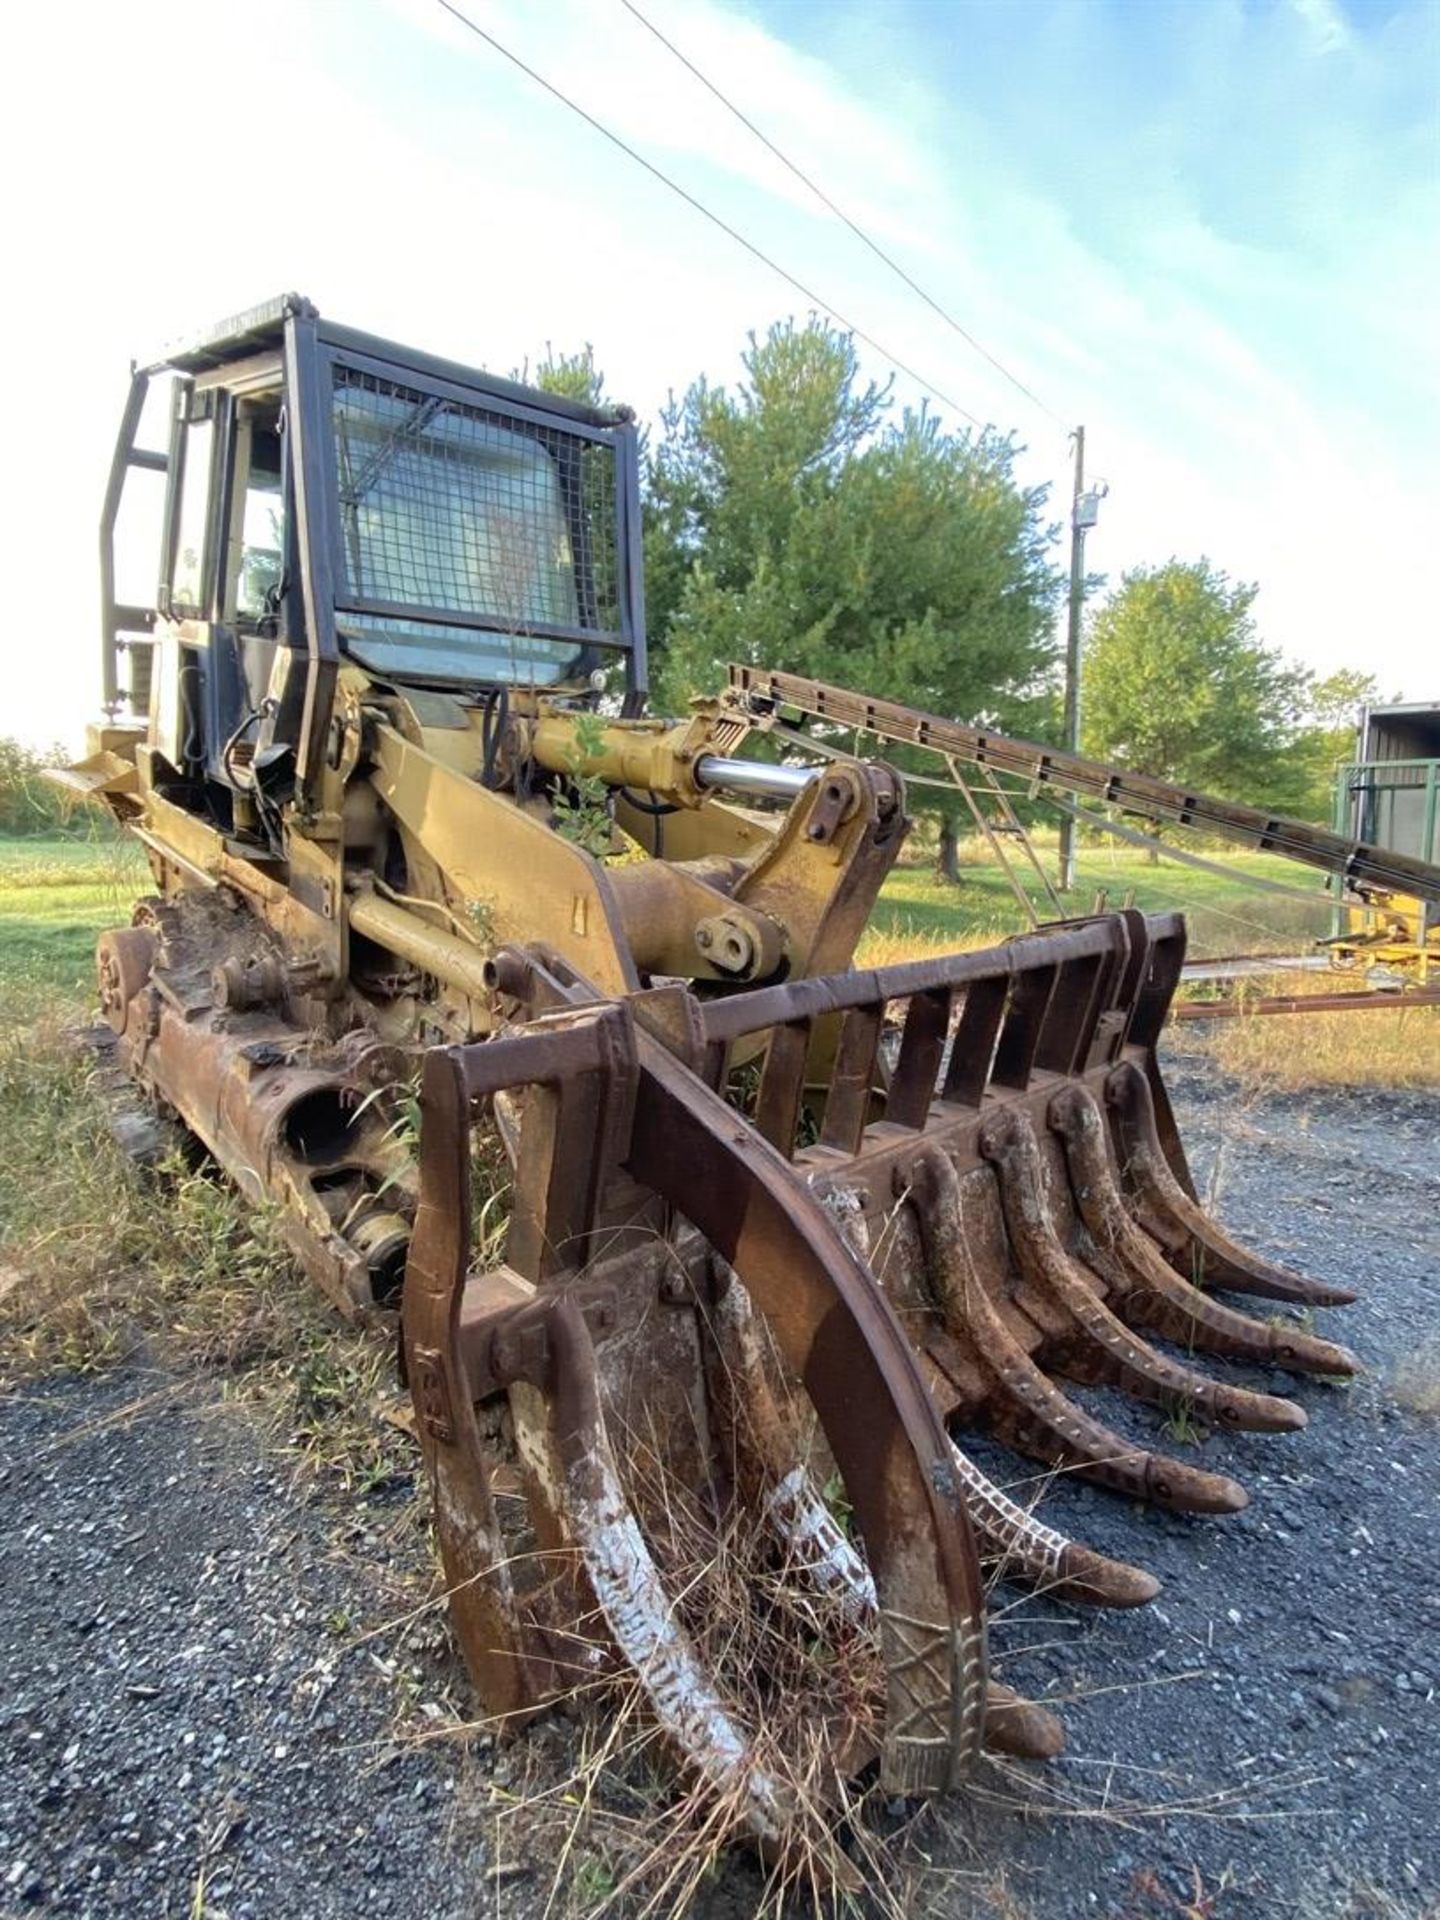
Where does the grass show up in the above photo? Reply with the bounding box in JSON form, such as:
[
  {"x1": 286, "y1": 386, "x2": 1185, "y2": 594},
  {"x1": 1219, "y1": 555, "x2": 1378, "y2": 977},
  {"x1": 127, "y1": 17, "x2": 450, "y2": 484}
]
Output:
[
  {"x1": 860, "y1": 827, "x2": 1334, "y2": 967},
  {"x1": 0, "y1": 829, "x2": 149, "y2": 998},
  {"x1": 0, "y1": 991, "x2": 414, "y2": 1487},
  {"x1": 1160, "y1": 1400, "x2": 1206, "y2": 1449},
  {"x1": 0, "y1": 829, "x2": 415, "y2": 1502},
  {"x1": 1166, "y1": 968, "x2": 1440, "y2": 1092}
]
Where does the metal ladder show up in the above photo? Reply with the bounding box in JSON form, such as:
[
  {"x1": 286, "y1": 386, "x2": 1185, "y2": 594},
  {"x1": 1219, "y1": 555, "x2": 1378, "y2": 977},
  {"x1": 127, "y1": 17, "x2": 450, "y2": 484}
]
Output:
[{"x1": 942, "y1": 755, "x2": 1064, "y2": 929}]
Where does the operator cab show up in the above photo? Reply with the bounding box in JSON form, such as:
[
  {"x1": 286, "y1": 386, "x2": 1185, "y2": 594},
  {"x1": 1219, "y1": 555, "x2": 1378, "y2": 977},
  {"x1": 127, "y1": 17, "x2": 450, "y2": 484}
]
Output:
[{"x1": 101, "y1": 293, "x2": 646, "y2": 831}]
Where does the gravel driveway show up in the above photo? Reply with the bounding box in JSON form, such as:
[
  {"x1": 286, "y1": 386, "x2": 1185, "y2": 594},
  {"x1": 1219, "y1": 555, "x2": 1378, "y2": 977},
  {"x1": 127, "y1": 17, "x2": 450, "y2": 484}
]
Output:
[
  {"x1": 2, "y1": 1059, "x2": 1436, "y2": 1919},
  {"x1": 946, "y1": 1066, "x2": 1440, "y2": 1918}
]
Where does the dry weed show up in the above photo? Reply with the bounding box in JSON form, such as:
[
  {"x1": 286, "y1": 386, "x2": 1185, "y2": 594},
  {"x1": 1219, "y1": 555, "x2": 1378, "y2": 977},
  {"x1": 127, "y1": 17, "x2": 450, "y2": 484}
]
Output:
[
  {"x1": 1388, "y1": 1341, "x2": 1440, "y2": 1418},
  {"x1": 856, "y1": 922, "x2": 1008, "y2": 970},
  {"x1": 1170, "y1": 970, "x2": 1440, "y2": 1091},
  {"x1": 485, "y1": 1426, "x2": 903, "y2": 1918},
  {"x1": 1298, "y1": 1877, "x2": 1435, "y2": 1919},
  {"x1": 0, "y1": 1006, "x2": 417, "y2": 1504}
]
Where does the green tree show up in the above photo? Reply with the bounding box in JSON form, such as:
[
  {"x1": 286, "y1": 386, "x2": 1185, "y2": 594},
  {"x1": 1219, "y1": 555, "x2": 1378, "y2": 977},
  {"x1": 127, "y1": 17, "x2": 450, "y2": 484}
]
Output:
[
  {"x1": 514, "y1": 343, "x2": 609, "y2": 410},
  {"x1": 646, "y1": 319, "x2": 1064, "y2": 876},
  {"x1": 1082, "y1": 560, "x2": 1316, "y2": 825},
  {"x1": 0, "y1": 738, "x2": 71, "y2": 835},
  {"x1": 1308, "y1": 668, "x2": 1378, "y2": 740},
  {"x1": 1305, "y1": 667, "x2": 1377, "y2": 772},
  {"x1": 1287, "y1": 668, "x2": 1381, "y2": 824}
]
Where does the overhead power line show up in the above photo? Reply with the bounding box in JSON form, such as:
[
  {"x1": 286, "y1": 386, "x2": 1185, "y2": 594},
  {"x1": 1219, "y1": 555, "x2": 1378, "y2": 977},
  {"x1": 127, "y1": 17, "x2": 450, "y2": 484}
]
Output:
[
  {"x1": 618, "y1": 0, "x2": 1070, "y2": 434},
  {"x1": 433, "y1": 0, "x2": 986, "y2": 429}
]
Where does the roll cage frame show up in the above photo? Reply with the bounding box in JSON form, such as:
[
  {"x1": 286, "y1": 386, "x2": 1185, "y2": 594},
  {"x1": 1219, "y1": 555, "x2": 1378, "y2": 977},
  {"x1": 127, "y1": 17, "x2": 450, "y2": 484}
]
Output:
[{"x1": 100, "y1": 293, "x2": 648, "y2": 797}]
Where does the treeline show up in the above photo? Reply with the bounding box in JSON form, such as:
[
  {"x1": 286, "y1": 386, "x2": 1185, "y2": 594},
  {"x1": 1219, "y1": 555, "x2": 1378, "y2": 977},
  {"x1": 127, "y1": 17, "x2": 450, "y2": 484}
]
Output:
[
  {"x1": 0, "y1": 739, "x2": 72, "y2": 837},
  {"x1": 1081, "y1": 560, "x2": 1376, "y2": 828},
  {"x1": 539, "y1": 319, "x2": 1376, "y2": 845}
]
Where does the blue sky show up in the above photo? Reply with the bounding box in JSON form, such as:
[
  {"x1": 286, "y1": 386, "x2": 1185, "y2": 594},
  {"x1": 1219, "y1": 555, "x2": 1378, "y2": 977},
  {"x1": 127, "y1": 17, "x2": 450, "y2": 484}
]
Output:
[{"x1": 2, "y1": 0, "x2": 1435, "y2": 745}]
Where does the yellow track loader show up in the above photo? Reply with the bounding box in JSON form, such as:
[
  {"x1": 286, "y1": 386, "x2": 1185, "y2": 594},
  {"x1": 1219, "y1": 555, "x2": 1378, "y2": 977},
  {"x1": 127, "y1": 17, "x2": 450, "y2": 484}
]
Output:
[{"x1": 62, "y1": 296, "x2": 1358, "y2": 1862}]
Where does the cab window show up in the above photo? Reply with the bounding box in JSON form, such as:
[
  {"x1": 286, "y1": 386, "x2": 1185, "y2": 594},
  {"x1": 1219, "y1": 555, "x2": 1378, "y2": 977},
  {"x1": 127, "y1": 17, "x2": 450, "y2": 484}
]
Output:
[
  {"x1": 226, "y1": 407, "x2": 285, "y2": 623},
  {"x1": 171, "y1": 414, "x2": 214, "y2": 615}
]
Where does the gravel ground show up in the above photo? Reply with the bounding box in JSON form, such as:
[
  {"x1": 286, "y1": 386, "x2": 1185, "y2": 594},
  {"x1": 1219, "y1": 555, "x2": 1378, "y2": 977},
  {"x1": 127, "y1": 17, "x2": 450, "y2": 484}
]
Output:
[
  {"x1": 0, "y1": 1381, "x2": 503, "y2": 1920},
  {"x1": 1, "y1": 1058, "x2": 1436, "y2": 1919},
  {"x1": 948, "y1": 1065, "x2": 1440, "y2": 1919}
]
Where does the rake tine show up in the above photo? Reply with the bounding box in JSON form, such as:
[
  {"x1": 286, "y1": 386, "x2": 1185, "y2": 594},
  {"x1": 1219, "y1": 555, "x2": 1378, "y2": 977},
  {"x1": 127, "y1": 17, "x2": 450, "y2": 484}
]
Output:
[
  {"x1": 946, "y1": 1442, "x2": 1159, "y2": 1610},
  {"x1": 723, "y1": 1192, "x2": 1162, "y2": 1613},
  {"x1": 984, "y1": 1683, "x2": 1066, "y2": 1760},
  {"x1": 754, "y1": 1326, "x2": 1161, "y2": 1612},
  {"x1": 764, "y1": 1457, "x2": 1064, "y2": 1755},
  {"x1": 1105, "y1": 1063, "x2": 1358, "y2": 1307},
  {"x1": 716, "y1": 1277, "x2": 1081, "y2": 1741},
  {"x1": 978, "y1": 1107, "x2": 1308, "y2": 1434},
  {"x1": 507, "y1": 1294, "x2": 795, "y2": 1849},
  {"x1": 1049, "y1": 1084, "x2": 1358, "y2": 1377},
  {"x1": 905, "y1": 1145, "x2": 1249, "y2": 1515}
]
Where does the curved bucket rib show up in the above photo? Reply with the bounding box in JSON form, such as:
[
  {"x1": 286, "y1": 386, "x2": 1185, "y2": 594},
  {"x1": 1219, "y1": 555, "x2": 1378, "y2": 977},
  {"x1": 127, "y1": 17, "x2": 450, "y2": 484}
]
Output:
[{"x1": 403, "y1": 995, "x2": 1021, "y2": 1859}]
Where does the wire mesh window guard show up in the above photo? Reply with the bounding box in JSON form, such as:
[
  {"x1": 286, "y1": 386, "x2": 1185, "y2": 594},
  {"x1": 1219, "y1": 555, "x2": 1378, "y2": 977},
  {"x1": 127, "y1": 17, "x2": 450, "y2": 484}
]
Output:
[{"x1": 330, "y1": 364, "x2": 620, "y2": 686}]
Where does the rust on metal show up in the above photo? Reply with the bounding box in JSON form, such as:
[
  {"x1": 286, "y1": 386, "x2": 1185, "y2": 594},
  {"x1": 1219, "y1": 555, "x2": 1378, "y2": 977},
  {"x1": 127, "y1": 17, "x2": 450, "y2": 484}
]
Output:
[
  {"x1": 1172, "y1": 985, "x2": 1440, "y2": 1018},
  {"x1": 724, "y1": 662, "x2": 1440, "y2": 909},
  {"x1": 91, "y1": 865, "x2": 1361, "y2": 1857},
  {"x1": 94, "y1": 891, "x2": 416, "y2": 1313},
  {"x1": 398, "y1": 905, "x2": 1356, "y2": 1844},
  {"x1": 405, "y1": 999, "x2": 1002, "y2": 1798}
]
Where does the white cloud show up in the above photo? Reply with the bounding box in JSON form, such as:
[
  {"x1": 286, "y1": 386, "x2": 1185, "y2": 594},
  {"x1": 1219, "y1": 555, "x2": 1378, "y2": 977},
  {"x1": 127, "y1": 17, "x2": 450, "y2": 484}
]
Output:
[
  {"x1": 0, "y1": 0, "x2": 1433, "y2": 752},
  {"x1": 1289, "y1": 0, "x2": 1354, "y2": 54}
]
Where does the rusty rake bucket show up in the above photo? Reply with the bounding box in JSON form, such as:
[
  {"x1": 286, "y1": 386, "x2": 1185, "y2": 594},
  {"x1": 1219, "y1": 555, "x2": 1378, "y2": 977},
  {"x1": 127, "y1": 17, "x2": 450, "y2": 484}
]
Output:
[
  {"x1": 700, "y1": 909, "x2": 1356, "y2": 1588},
  {"x1": 402, "y1": 911, "x2": 1354, "y2": 1851}
]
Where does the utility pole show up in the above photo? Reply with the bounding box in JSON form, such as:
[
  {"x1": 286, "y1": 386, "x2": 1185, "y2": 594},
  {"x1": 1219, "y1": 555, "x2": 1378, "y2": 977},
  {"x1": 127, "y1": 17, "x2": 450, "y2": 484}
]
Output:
[{"x1": 1058, "y1": 425, "x2": 1095, "y2": 893}]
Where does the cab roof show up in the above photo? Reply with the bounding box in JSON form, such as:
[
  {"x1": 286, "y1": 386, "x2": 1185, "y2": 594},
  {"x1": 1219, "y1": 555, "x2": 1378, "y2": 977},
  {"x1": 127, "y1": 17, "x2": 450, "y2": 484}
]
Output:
[{"x1": 143, "y1": 292, "x2": 627, "y2": 432}]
